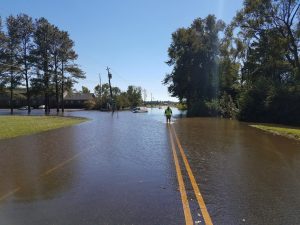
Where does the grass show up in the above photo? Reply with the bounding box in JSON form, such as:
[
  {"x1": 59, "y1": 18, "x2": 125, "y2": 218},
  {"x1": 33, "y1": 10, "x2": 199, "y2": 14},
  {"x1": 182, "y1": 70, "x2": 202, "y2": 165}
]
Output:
[
  {"x1": 250, "y1": 124, "x2": 300, "y2": 141},
  {"x1": 0, "y1": 115, "x2": 88, "y2": 140}
]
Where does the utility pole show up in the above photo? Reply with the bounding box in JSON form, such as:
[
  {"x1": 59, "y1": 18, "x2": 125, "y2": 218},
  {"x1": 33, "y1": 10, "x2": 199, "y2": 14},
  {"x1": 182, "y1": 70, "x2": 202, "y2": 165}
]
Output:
[
  {"x1": 151, "y1": 92, "x2": 153, "y2": 108},
  {"x1": 98, "y1": 73, "x2": 102, "y2": 99},
  {"x1": 106, "y1": 67, "x2": 114, "y2": 112},
  {"x1": 143, "y1": 89, "x2": 147, "y2": 105}
]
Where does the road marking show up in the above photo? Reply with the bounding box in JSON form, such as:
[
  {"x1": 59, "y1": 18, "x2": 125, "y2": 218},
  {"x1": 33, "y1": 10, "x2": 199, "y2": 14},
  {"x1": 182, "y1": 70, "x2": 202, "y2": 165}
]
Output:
[
  {"x1": 0, "y1": 152, "x2": 83, "y2": 202},
  {"x1": 168, "y1": 126, "x2": 193, "y2": 225},
  {"x1": 0, "y1": 187, "x2": 20, "y2": 202},
  {"x1": 42, "y1": 152, "x2": 83, "y2": 176},
  {"x1": 171, "y1": 125, "x2": 213, "y2": 225}
]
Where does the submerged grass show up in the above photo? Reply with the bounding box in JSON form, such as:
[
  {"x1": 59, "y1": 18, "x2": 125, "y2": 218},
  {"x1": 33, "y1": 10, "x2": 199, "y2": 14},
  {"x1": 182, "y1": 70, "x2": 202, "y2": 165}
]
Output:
[
  {"x1": 250, "y1": 124, "x2": 300, "y2": 141},
  {"x1": 0, "y1": 116, "x2": 88, "y2": 140}
]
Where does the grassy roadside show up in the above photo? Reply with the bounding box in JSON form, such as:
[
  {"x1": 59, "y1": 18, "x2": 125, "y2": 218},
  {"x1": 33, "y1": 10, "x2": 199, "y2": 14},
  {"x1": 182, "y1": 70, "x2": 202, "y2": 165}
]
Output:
[
  {"x1": 250, "y1": 124, "x2": 300, "y2": 141},
  {"x1": 0, "y1": 116, "x2": 88, "y2": 140}
]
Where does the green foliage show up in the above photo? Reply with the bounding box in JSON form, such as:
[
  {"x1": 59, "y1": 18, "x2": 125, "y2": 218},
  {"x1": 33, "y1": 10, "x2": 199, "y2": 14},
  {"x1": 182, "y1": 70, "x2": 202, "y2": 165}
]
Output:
[
  {"x1": 264, "y1": 85, "x2": 300, "y2": 125},
  {"x1": 233, "y1": 0, "x2": 300, "y2": 125},
  {"x1": 205, "y1": 99, "x2": 220, "y2": 116},
  {"x1": 81, "y1": 86, "x2": 90, "y2": 93},
  {"x1": 235, "y1": 0, "x2": 300, "y2": 78},
  {"x1": 238, "y1": 78, "x2": 300, "y2": 125},
  {"x1": 126, "y1": 85, "x2": 142, "y2": 107},
  {"x1": 92, "y1": 83, "x2": 142, "y2": 110},
  {"x1": 176, "y1": 102, "x2": 187, "y2": 110},
  {"x1": 0, "y1": 14, "x2": 84, "y2": 114},
  {"x1": 84, "y1": 99, "x2": 96, "y2": 110},
  {"x1": 116, "y1": 92, "x2": 130, "y2": 109},
  {"x1": 1, "y1": 15, "x2": 24, "y2": 113},
  {"x1": 205, "y1": 92, "x2": 238, "y2": 118},
  {"x1": 164, "y1": 15, "x2": 225, "y2": 116},
  {"x1": 238, "y1": 78, "x2": 269, "y2": 122},
  {"x1": 165, "y1": 1, "x2": 300, "y2": 125}
]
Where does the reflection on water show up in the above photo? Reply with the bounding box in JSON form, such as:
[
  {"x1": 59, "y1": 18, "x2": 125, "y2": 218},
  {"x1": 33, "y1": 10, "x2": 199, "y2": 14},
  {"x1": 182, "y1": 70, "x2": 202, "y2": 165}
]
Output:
[
  {"x1": 0, "y1": 109, "x2": 185, "y2": 225},
  {"x1": 147, "y1": 107, "x2": 186, "y2": 123},
  {"x1": 0, "y1": 129, "x2": 78, "y2": 203},
  {"x1": 173, "y1": 117, "x2": 300, "y2": 224},
  {"x1": 1, "y1": 109, "x2": 299, "y2": 224}
]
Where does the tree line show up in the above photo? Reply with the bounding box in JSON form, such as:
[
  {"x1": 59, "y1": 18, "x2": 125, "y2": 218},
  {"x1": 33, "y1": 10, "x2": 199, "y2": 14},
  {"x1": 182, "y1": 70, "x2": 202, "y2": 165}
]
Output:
[
  {"x1": 164, "y1": 0, "x2": 300, "y2": 125},
  {"x1": 0, "y1": 14, "x2": 85, "y2": 114},
  {"x1": 81, "y1": 84, "x2": 143, "y2": 110}
]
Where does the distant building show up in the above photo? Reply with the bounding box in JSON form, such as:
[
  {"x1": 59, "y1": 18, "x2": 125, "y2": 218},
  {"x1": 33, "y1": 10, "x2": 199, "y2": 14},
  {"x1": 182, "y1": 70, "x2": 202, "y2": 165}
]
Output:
[
  {"x1": 0, "y1": 89, "x2": 27, "y2": 108},
  {"x1": 64, "y1": 93, "x2": 95, "y2": 108},
  {"x1": 0, "y1": 89, "x2": 95, "y2": 109}
]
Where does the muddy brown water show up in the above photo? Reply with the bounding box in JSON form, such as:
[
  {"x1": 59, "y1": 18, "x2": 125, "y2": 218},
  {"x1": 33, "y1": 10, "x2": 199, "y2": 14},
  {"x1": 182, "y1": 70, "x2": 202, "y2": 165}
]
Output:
[
  {"x1": 173, "y1": 117, "x2": 300, "y2": 225},
  {"x1": 0, "y1": 109, "x2": 299, "y2": 225}
]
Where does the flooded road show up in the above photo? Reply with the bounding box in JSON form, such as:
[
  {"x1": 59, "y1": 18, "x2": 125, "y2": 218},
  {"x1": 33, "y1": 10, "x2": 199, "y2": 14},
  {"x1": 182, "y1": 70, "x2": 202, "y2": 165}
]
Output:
[
  {"x1": 173, "y1": 117, "x2": 300, "y2": 225},
  {"x1": 0, "y1": 109, "x2": 300, "y2": 224}
]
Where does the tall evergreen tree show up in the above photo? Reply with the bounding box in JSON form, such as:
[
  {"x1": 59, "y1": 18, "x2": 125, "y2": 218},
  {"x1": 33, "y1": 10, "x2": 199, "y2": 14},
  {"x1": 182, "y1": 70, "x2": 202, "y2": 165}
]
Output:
[
  {"x1": 164, "y1": 15, "x2": 225, "y2": 116},
  {"x1": 58, "y1": 31, "x2": 85, "y2": 112},
  {"x1": 0, "y1": 17, "x2": 6, "y2": 89},
  {"x1": 33, "y1": 18, "x2": 53, "y2": 114},
  {"x1": 5, "y1": 16, "x2": 22, "y2": 114},
  {"x1": 16, "y1": 14, "x2": 34, "y2": 114},
  {"x1": 49, "y1": 26, "x2": 63, "y2": 112}
]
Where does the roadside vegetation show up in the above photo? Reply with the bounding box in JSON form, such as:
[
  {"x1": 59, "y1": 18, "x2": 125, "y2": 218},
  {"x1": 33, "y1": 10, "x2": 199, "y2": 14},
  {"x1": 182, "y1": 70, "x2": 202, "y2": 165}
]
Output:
[
  {"x1": 0, "y1": 14, "x2": 85, "y2": 115},
  {"x1": 250, "y1": 124, "x2": 300, "y2": 141},
  {"x1": 80, "y1": 84, "x2": 143, "y2": 110},
  {"x1": 164, "y1": 0, "x2": 300, "y2": 126},
  {"x1": 0, "y1": 12, "x2": 144, "y2": 113},
  {"x1": 0, "y1": 116, "x2": 87, "y2": 140},
  {"x1": 176, "y1": 102, "x2": 187, "y2": 110}
]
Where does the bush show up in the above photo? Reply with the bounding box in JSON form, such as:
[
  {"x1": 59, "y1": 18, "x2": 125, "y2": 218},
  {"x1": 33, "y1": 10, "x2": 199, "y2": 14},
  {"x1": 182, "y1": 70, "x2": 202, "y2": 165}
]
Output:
[
  {"x1": 176, "y1": 102, "x2": 188, "y2": 110},
  {"x1": 265, "y1": 86, "x2": 300, "y2": 125},
  {"x1": 187, "y1": 100, "x2": 209, "y2": 117},
  {"x1": 238, "y1": 77, "x2": 300, "y2": 126},
  {"x1": 238, "y1": 78, "x2": 269, "y2": 122},
  {"x1": 205, "y1": 93, "x2": 238, "y2": 118},
  {"x1": 84, "y1": 99, "x2": 96, "y2": 110},
  {"x1": 205, "y1": 99, "x2": 220, "y2": 116}
]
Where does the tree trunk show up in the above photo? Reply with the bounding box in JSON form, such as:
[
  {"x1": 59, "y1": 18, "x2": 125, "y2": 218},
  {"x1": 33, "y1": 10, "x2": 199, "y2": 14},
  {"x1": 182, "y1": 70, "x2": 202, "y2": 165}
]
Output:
[
  {"x1": 24, "y1": 55, "x2": 31, "y2": 114},
  {"x1": 54, "y1": 57, "x2": 59, "y2": 113},
  {"x1": 10, "y1": 69, "x2": 13, "y2": 115},
  {"x1": 61, "y1": 61, "x2": 65, "y2": 113},
  {"x1": 44, "y1": 93, "x2": 48, "y2": 114},
  {"x1": 25, "y1": 75, "x2": 30, "y2": 114},
  {"x1": 44, "y1": 56, "x2": 49, "y2": 115},
  {"x1": 108, "y1": 76, "x2": 114, "y2": 112},
  {"x1": 10, "y1": 81, "x2": 13, "y2": 115}
]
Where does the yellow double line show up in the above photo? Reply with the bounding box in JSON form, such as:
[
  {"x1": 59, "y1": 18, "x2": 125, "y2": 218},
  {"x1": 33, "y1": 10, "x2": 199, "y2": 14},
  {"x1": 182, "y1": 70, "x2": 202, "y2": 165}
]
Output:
[{"x1": 168, "y1": 124, "x2": 213, "y2": 225}]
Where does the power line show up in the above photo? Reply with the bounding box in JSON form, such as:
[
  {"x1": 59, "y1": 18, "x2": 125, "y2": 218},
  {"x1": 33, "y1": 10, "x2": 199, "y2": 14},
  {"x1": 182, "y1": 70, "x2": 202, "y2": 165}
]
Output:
[
  {"x1": 0, "y1": 63, "x2": 155, "y2": 98},
  {"x1": 109, "y1": 67, "x2": 154, "y2": 97}
]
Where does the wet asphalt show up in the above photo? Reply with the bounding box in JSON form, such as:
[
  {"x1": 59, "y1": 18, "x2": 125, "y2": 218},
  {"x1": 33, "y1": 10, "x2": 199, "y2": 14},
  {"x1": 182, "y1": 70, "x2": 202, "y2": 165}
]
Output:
[
  {"x1": 173, "y1": 117, "x2": 300, "y2": 225},
  {"x1": 0, "y1": 109, "x2": 300, "y2": 225}
]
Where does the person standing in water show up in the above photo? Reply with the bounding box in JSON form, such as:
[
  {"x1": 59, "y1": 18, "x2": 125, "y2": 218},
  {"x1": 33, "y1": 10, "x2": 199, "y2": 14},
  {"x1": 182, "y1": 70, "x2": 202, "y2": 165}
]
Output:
[{"x1": 165, "y1": 106, "x2": 172, "y2": 123}]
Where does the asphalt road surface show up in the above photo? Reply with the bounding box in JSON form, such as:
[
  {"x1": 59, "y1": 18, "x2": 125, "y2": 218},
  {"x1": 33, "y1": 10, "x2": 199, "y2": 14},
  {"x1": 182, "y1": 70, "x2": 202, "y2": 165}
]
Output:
[{"x1": 0, "y1": 109, "x2": 299, "y2": 225}]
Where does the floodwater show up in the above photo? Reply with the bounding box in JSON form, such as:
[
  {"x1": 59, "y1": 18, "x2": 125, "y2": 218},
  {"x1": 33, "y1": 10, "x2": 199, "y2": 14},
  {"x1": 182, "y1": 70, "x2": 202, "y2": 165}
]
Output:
[
  {"x1": 0, "y1": 109, "x2": 299, "y2": 224},
  {"x1": 173, "y1": 117, "x2": 300, "y2": 225}
]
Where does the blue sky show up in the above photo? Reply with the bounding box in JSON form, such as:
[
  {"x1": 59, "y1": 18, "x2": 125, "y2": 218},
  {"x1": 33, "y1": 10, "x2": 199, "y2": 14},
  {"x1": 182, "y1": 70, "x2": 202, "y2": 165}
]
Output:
[{"x1": 2, "y1": 0, "x2": 243, "y2": 101}]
